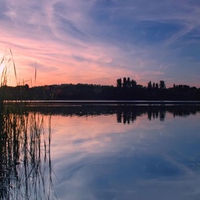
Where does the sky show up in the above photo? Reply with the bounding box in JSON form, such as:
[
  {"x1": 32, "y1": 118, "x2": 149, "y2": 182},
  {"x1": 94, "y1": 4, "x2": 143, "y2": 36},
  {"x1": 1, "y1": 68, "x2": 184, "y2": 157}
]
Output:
[{"x1": 0, "y1": 0, "x2": 200, "y2": 87}]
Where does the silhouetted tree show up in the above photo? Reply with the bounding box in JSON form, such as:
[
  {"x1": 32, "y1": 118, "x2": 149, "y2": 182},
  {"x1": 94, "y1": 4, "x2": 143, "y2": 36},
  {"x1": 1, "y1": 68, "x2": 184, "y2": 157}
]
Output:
[
  {"x1": 159, "y1": 80, "x2": 166, "y2": 89},
  {"x1": 131, "y1": 79, "x2": 137, "y2": 88},
  {"x1": 147, "y1": 81, "x2": 152, "y2": 89},
  {"x1": 1, "y1": 78, "x2": 200, "y2": 100},
  {"x1": 116, "y1": 78, "x2": 122, "y2": 88},
  {"x1": 127, "y1": 77, "x2": 131, "y2": 88},
  {"x1": 155, "y1": 83, "x2": 159, "y2": 89},
  {"x1": 123, "y1": 77, "x2": 127, "y2": 88}
]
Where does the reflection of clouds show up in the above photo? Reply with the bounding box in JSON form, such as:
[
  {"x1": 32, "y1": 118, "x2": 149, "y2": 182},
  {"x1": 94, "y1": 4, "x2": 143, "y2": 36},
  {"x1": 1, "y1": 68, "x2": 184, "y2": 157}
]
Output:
[
  {"x1": 54, "y1": 154, "x2": 200, "y2": 200},
  {"x1": 51, "y1": 114, "x2": 136, "y2": 159},
  {"x1": 50, "y1": 112, "x2": 200, "y2": 199}
]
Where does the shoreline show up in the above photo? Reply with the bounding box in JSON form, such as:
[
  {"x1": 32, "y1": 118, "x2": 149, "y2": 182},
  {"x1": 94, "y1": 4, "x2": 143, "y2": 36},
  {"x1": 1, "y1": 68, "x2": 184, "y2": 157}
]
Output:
[{"x1": 3, "y1": 100, "x2": 200, "y2": 106}]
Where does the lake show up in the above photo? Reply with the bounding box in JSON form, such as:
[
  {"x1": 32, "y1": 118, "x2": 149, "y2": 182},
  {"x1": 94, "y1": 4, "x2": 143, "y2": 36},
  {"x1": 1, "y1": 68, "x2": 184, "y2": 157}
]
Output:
[{"x1": 1, "y1": 104, "x2": 200, "y2": 199}]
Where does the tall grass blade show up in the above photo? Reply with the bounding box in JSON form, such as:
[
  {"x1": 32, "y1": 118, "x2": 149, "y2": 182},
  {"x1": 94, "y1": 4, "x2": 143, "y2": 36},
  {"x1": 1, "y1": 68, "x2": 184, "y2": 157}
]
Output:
[
  {"x1": 34, "y1": 64, "x2": 37, "y2": 83},
  {"x1": 9, "y1": 48, "x2": 18, "y2": 85}
]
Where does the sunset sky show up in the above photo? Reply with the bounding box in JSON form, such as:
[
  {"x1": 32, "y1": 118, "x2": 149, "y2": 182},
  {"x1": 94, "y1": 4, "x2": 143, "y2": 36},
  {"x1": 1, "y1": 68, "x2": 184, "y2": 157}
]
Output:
[{"x1": 0, "y1": 0, "x2": 200, "y2": 87}]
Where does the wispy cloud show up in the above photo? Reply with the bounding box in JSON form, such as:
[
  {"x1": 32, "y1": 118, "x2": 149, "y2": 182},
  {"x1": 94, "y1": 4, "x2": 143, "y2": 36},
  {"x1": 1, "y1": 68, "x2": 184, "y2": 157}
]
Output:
[{"x1": 0, "y1": 0, "x2": 200, "y2": 86}]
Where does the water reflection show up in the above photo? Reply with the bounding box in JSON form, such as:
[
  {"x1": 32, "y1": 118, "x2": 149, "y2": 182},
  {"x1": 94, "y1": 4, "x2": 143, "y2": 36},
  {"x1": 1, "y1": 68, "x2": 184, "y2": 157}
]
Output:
[
  {"x1": 0, "y1": 106, "x2": 55, "y2": 199},
  {"x1": 116, "y1": 106, "x2": 199, "y2": 124},
  {"x1": 1, "y1": 104, "x2": 200, "y2": 200},
  {"x1": 48, "y1": 105, "x2": 200, "y2": 200},
  {"x1": 23, "y1": 104, "x2": 200, "y2": 123}
]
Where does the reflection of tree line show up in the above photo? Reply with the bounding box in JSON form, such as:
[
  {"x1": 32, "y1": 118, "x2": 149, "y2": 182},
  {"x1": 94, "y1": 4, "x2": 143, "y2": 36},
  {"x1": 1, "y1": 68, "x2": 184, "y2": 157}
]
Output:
[
  {"x1": 117, "y1": 106, "x2": 200, "y2": 124},
  {"x1": 147, "y1": 110, "x2": 166, "y2": 121},
  {"x1": 117, "y1": 111, "x2": 137, "y2": 124},
  {"x1": 14, "y1": 104, "x2": 200, "y2": 123},
  {"x1": 0, "y1": 107, "x2": 55, "y2": 199},
  {"x1": 117, "y1": 109, "x2": 166, "y2": 124}
]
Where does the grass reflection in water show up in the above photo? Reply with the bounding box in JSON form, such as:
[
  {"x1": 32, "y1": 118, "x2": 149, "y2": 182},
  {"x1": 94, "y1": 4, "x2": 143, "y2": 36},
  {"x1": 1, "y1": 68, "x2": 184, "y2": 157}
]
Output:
[{"x1": 0, "y1": 105, "x2": 56, "y2": 200}]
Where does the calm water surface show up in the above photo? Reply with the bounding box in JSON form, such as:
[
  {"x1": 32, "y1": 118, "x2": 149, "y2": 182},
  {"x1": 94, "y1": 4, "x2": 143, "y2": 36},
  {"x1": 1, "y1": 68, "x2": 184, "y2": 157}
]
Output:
[
  {"x1": 1, "y1": 105, "x2": 200, "y2": 199},
  {"x1": 46, "y1": 106, "x2": 200, "y2": 200}
]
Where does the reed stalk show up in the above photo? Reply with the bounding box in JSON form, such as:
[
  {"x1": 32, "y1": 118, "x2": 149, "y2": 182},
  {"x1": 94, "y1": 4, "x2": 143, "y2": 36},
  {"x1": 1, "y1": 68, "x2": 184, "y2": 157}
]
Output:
[
  {"x1": 0, "y1": 50, "x2": 56, "y2": 199},
  {"x1": 0, "y1": 107, "x2": 56, "y2": 199}
]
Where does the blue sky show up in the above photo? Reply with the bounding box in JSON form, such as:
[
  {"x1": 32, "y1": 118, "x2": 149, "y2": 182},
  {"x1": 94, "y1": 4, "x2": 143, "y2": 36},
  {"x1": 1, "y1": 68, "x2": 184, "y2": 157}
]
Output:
[{"x1": 0, "y1": 0, "x2": 200, "y2": 87}]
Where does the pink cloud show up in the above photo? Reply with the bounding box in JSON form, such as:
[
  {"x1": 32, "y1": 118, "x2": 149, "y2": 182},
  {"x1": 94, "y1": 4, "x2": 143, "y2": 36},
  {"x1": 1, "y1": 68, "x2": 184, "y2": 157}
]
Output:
[{"x1": 1, "y1": 0, "x2": 200, "y2": 87}]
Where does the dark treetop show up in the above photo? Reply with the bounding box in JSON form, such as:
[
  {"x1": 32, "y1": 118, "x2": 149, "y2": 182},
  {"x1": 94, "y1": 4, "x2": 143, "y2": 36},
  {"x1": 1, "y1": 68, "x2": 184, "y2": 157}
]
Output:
[{"x1": 1, "y1": 78, "x2": 200, "y2": 100}]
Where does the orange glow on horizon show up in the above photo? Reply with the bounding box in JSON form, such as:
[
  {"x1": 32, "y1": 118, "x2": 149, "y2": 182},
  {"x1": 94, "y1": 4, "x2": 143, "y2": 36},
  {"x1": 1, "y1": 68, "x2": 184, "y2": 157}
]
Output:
[
  {"x1": 1, "y1": 31, "x2": 200, "y2": 88},
  {"x1": 1, "y1": 0, "x2": 200, "y2": 89}
]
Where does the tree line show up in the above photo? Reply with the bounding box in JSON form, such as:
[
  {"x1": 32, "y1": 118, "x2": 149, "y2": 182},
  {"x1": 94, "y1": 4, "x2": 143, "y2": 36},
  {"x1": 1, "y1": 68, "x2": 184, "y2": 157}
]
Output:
[
  {"x1": 117, "y1": 77, "x2": 166, "y2": 89},
  {"x1": 115, "y1": 77, "x2": 200, "y2": 100},
  {"x1": 0, "y1": 78, "x2": 200, "y2": 100}
]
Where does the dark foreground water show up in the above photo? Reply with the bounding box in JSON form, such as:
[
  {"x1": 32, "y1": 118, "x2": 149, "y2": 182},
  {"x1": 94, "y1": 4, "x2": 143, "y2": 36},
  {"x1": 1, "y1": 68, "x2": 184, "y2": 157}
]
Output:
[{"x1": 1, "y1": 105, "x2": 200, "y2": 199}]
